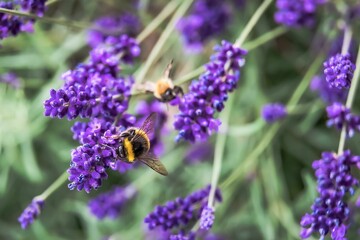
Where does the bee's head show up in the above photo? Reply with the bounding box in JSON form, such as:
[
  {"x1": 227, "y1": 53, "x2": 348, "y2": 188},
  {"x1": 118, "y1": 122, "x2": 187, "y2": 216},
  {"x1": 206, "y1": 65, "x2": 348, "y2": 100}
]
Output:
[{"x1": 120, "y1": 128, "x2": 136, "y2": 140}]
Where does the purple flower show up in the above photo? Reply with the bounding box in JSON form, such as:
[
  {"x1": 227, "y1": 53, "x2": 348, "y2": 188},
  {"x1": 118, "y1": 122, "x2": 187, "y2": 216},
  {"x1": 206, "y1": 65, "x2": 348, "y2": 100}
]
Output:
[
  {"x1": 184, "y1": 142, "x2": 213, "y2": 164},
  {"x1": 326, "y1": 102, "x2": 360, "y2": 137},
  {"x1": 177, "y1": 0, "x2": 231, "y2": 52},
  {"x1": 173, "y1": 40, "x2": 247, "y2": 142},
  {"x1": 323, "y1": 53, "x2": 356, "y2": 89},
  {"x1": 88, "y1": 185, "x2": 136, "y2": 219},
  {"x1": 261, "y1": 103, "x2": 287, "y2": 123},
  {"x1": 0, "y1": 72, "x2": 21, "y2": 88},
  {"x1": 87, "y1": 13, "x2": 141, "y2": 47},
  {"x1": 44, "y1": 35, "x2": 140, "y2": 120},
  {"x1": 200, "y1": 206, "x2": 215, "y2": 230},
  {"x1": 18, "y1": 198, "x2": 45, "y2": 229},
  {"x1": 0, "y1": 2, "x2": 27, "y2": 40},
  {"x1": 310, "y1": 75, "x2": 348, "y2": 104},
  {"x1": 300, "y1": 150, "x2": 360, "y2": 239},
  {"x1": 144, "y1": 185, "x2": 222, "y2": 233},
  {"x1": 20, "y1": 0, "x2": 47, "y2": 17},
  {"x1": 135, "y1": 100, "x2": 168, "y2": 156},
  {"x1": 274, "y1": 0, "x2": 326, "y2": 27},
  {"x1": 68, "y1": 117, "x2": 135, "y2": 193},
  {"x1": 169, "y1": 232, "x2": 196, "y2": 240}
]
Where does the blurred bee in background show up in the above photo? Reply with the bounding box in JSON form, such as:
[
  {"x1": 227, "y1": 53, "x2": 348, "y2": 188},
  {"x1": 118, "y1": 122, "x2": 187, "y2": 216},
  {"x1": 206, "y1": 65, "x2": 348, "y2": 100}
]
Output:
[
  {"x1": 142, "y1": 60, "x2": 184, "y2": 102},
  {"x1": 104, "y1": 113, "x2": 168, "y2": 176}
]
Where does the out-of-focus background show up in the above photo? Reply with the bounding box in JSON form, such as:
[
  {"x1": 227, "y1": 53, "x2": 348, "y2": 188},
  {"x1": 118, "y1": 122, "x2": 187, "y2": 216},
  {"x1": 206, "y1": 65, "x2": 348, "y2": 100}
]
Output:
[{"x1": 1, "y1": 0, "x2": 360, "y2": 239}]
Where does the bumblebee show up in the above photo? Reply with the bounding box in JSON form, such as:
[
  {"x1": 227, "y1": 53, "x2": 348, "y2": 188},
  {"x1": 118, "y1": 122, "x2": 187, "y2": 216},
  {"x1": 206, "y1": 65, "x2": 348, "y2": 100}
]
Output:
[
  {"x1": 144, "y1": 60, "x2": 184, "y2": 102},
  {"x1": 106, "y1": 113, "x2": 168, "y2": 176}
]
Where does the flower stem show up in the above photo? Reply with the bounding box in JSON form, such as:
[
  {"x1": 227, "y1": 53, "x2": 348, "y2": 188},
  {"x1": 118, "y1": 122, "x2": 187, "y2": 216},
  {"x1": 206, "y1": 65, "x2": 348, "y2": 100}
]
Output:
[
  {"x1": 337, "y1": 43, "x2": 360, "y2": 154},
  {"x1": 37, "y1": 171, "x2": 68, "y2": 200},
  {"x1": 221, "y1": 54, "x2": 324, "y2": 189},
  {"x1": 208, "y1": 93, "x2": 236, "y2": 207},
  {"x1": 174, "y1": 65, "x2": 204, "y2": 85},
  {"x1": 45, "y1": 0, "x2": 59, "y2": 6},
  {"x1": 243, "y1": 26, "x2": 287, "y2": 51},
  {"x1": 136, "y1": 0, "x2": 181, "y2": 44},
  {"x1": 135, "y1": 0, "x2": 193, "y2": 84},
  {"x1": 341, "y1": 25, "x2": 352, "y2": 55},
  {"x1": 0, "y1": 7, "x2": 93, "y2": 30},
  {"x1": 234, "y1": 0, "x2": 273, "y2": 48}
]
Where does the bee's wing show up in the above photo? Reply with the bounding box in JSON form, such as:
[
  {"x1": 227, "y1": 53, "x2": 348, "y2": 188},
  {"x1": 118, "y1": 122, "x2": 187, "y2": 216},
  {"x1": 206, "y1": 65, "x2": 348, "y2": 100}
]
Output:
[
  {"x1": 138, "y1": 152, "x2": 168, "y2": 176},
  {"x1": 132, "y1": 113, "x2": 157, "y2": 142}
]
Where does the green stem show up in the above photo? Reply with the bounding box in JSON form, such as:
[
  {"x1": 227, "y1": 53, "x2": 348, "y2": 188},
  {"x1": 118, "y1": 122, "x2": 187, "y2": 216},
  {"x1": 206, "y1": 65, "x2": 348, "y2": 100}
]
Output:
[
  {"x1": 208, "y1": 94, "x2": 236, "y2": 207},
  {"x1": 337, "y1": 43, "x2": 360, "y2": 154},
  {"x1": 136, "y1": 0, "x2": 180, "y2": 44},
  {"x1": 243, "y1": 26, "x2": 287, "y2": 51},
  {"x1": 341, "y1": 25, "x2": 353, "y2": 55},
  {"x1": 174, "y1": 66, "x2": 204, "y2": 85},
  {"x1": 221, "y1": 53, "x2": 324, "y2": 189},
  {"x1": 45, "y1": 0, "x2": 59, "y2": 6},
  {"x1": 135, "y1": 0, "x2": 193, "y2": 84},
  {"x1": 0, "y1": 7, "x2": 92, "y2": 30},
  {"x1": 37, "y1": 171, "x2": 68, "y2": 200},
  {"x1": 234, "y1": 0, "x2": 273, "y2": 48}
]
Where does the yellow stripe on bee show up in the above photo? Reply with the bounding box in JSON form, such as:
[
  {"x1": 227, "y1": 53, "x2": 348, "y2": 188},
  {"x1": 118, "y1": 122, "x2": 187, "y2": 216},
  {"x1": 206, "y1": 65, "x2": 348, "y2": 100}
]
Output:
[
  {"x1": 124, "y1": 138, "x2": 135, "y2": 162},
  {"x1": 135, "y1": 129, "x2": 150, "y2": 150}
]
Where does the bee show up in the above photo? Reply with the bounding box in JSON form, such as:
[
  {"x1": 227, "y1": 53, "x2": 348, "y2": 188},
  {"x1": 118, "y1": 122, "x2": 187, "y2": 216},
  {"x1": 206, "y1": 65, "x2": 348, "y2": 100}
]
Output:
[
  {"x1": 143, "y1": 60, "x2": 184, "y2": 102},
  {"x1": 105, "y1": 113, "x2": 168, "y2": 176}
]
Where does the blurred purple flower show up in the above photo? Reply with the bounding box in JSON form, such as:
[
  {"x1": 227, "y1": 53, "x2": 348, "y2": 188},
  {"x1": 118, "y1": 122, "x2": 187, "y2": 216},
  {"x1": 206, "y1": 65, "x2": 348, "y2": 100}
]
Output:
[
  {"x1": 18, "y1": 198, "x2": 44, "y2": 229},
  {"x1": 261, "y1": 103, "x2": 287, "y2": 123},
  {"x1": 135, "y1": 100, "x2": 168, "y2": 156},
  {"x1": 184, "y1": 142, "x2": 213, "y2": 164},
  {"x1": 169, "y1": 231, "x2": 196, "y2": 240},
  {"x1": 300, "y1": 150, "x2": 360, "y2": 239},
  {"x1": 200, "y1": 206, "x2": 215, "y2": 230},
  {"x1": 44, "y1": 35, "x2": 140, "y2": 120},
  {"x1": 326, "y1": 102, "x2": 360, "y2": 137},
  {"x1": 173, "y1": 40, "x2": 247, "y2": 142},
  {"x1": 274, "y1": 0, "x2": 327, "y2": 27},
  {"x1": 323, "y1": 53, "x2": 355, "y2": 89},
  {"x1": 144, "y1": 185, "x2": 222, "y2": 233},
  {"x1": 87, "y1": 13, "x2": 141, "y2": 48},
  {"x1": 20, "y1": 0, "x2": 47, "y2": 17},
  {"x1": 310, "y1": 75, "x2": 348, "y2": 104},
  {"x1": 88, "y1": 185, "x2": 136, "y2": 219},
  {"x1": 0, "y1": 72, "x2": 21, "y2": 88},
  {"x1": 177, "y1": 0, "x2": 231, "y2": 52}
]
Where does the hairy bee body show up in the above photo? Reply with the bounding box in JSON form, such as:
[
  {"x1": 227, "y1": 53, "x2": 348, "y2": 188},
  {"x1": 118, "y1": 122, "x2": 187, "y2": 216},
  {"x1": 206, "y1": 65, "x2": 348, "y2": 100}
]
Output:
[{"x1": 122, "y1": 128, "x2": 150, "y2": 162}]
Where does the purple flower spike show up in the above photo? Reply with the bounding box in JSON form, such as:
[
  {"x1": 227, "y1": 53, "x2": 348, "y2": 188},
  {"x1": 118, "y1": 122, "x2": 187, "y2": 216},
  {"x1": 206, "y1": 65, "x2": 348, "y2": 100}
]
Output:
[
  {"x1": 18, "y1": 198, "x2": 45, "y2": 229},
  {"x1": 88, "y1": 185, "x2": 136, "y2": 219},
  {"x1": 274, "y1": 0, "x2": 326, "y2": 27},
  {"x1": 170, "y1": 231, "x2": 196, "y2": 240},
  {"x1": 300, "y1": 150, "x2": 360, "y2": 239},
  {"x1": 0, "y1": 72, "x2": 21, "y2": 88},
  {"x1": 144, "y1": 185, "x2": 221, "y2": 235},
  {"x1": 261, "y1": 103, "x2": 287, "y2": 123},
  {"x1": 177, "y1": 0, "x2": 231, "y2": 52},
  {"x1": 20, "y1": 0, "x2": 47, "y2": 17},
  {"x1": 326, "y1": 102, "x2": 360, "y2": 137},
  {"x1": 87, "y1": 13, "x2": 141, "y2": 47},
  {"x1": 310, "y1": 75, "x2": 348, "y2": 104},
  {"x1": 324, "y1": 53, "x2": 356, "y2": 89},
  {"x1": 200, "y1": 206, "x2": 215, "y2": 230},
  {"x1": 173, "y1": 40, "x2": 247, "y2": 142},
  {"x1": 0, "y1": 2, "x2": 26, "y2": 40}
]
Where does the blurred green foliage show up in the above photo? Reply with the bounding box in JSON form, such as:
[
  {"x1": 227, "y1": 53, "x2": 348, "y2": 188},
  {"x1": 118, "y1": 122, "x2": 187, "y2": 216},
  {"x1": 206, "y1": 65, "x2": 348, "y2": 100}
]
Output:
[{"x1": 1, "y1": 0, "x2": 360, "y2": 240}]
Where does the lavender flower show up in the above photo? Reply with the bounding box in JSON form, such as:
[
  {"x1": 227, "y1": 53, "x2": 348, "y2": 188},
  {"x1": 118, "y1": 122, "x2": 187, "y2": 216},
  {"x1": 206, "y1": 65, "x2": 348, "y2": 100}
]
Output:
[
  {"x1": 18, "y1": 198, "x2": 45, "y2": 229},
  {"x1": 169, "y1": 231, "x2": 196, "y2": 240},
  {"x1": 326, "y1": 102, "x2": 360, "y2": 137},
  {"x1": 184, "y1": 142, "x2": 213, "y2": 164},
  {"x1": 68, "y1": 117, "x2": 135, "y2": 193},
  {"x1": 261, "y1": 103, "x2": 287, "y2": 123},
  {"x1": 20, "y1": 0, "x2": 47, "y2": 17},
  {"x1": 300, "y1": 150, "x2": 360, "y2": 239},
  {"x1": 173, "y1": 40, "x2": 247, "y2": 142},
  {"x1": 87, "y1": 13, "x2": 141, "y2": 47},
  {"x1": 310, "y1": 75, "x2": 348, "y2": 104},
  {"x1": 135, "y1": 100, "x2": 168, "y2": 156},
  {"x1": 323, "y1": 53, "x2": 356, "y2": 89},
  {"x1": 44, "y1": 35, "x2": 140, "y2": 120},
  {"x1": 88, "y1": 185, "x2": 136, "y2": 219},
  {"x1": 0, "y1": 72, "x2": 21, "y2": 88},
  {"x1": 200, "y1": 206, "x2": 215, "y2": 230},
  {"x1": 144, "y1": 185, "x2": 222, "y2": 234},
  {"x1": 0, "y1": 2, "x2": 27, "y2": 40},
  {"x1": 177, "y1": 0, "x2": 231, "y2": 52},
  {"x1": 274, "y1": 0, "x2": 326, "y2": 27}
]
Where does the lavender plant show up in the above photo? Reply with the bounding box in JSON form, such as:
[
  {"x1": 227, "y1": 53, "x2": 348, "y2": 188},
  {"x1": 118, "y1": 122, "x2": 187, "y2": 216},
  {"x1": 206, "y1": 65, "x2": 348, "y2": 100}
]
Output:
[{"x1": 2, "y1": 0, "x2": 360, "y2": 240}]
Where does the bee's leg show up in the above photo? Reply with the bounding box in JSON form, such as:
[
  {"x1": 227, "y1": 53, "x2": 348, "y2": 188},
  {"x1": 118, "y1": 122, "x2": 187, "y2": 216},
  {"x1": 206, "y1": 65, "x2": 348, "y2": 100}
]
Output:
[
  {"x1": 173, "y1": 86, "x2": 184, "y2": 96},
  {"x1": 118, "y1": 145, "x2": 126, "y2": 159},
  {"x1": 164, "y1": 59, "x2": 174, "y2": 78}
]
